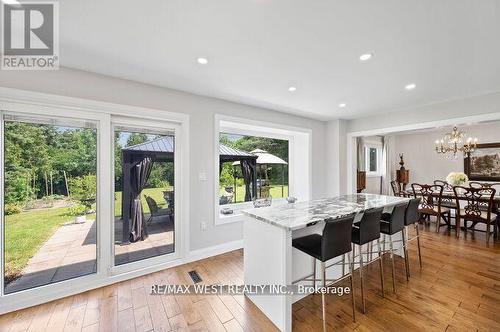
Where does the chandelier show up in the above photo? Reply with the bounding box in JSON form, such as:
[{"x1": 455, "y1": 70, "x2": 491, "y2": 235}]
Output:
[{"x1": 435, "y1": 126, "x2": 478, "y2": 158}]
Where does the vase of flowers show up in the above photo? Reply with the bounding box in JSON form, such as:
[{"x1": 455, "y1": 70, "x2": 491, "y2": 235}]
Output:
[{"x1": 446, "y1": 172, "x2": 469, "y2": 186}]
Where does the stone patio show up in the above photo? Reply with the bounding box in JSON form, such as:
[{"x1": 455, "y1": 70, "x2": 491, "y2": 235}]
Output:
[{"x1": 5, "y1": 214, "x2": 174, "y2": 294}]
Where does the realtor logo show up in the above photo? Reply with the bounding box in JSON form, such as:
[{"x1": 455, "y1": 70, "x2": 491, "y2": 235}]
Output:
[{"x1": 1, "y1": 1, "x2": 59, "y2": 70}]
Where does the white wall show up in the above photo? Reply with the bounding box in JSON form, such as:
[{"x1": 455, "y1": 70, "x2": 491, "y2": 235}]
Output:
[
  {"x1": 0, "y1": 67, "x2": 328, "y2": 251},
  {"x1": 394, "y1": 122, "x2": 500, "y2": 185},
  {"x1": 343, "y1": 92, "x2": 500, "y2": 194}
]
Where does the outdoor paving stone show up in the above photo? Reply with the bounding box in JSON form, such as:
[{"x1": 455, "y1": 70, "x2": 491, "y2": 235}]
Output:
[{"x1": 6, "y1": 215, "x2": 173, "y2": 293}]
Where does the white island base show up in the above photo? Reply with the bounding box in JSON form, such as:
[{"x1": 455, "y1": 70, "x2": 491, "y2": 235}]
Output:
[{"x1": 243, "y1": 194, "x2": 408, "y2": 331}]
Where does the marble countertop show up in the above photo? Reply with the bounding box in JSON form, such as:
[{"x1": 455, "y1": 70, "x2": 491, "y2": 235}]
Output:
[{"x1": 242, "y1": 194, "x2": 410, "y2": 231}]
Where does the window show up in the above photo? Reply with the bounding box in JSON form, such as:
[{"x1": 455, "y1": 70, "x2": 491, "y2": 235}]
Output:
[
  {"x1": 3, "y1": 115, "x2": 98, "y2": 294},
  {"x1": 219, "y1": 133, "x2": 289, "y2": 205},
  {"x1": 215, "y1": 116, "x2": 312, "y2": 225},
  {"x1": 365, "y1": 145, "x2": 382, "y2": 175}
]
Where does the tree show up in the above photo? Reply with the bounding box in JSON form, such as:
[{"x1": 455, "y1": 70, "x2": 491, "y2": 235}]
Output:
[{"x1": 68, "y1": 175, "x2": 97, "y2": 210}]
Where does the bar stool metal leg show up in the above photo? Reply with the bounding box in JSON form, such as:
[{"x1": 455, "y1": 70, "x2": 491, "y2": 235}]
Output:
[
  {"x1": 313, "y1": 258, "x2": 316, "y2": 291},
  {"x1": 416, "y1": 224, "x2": 423, "y2": 269},
  {"x1": 404, "y1": 226, "x2": 411, "y2": 278},
  {"x1": 376, "y1": 238, "x2": 385, "y2": 297},
  {"x1": 369, "y1": 242, "x2": 373, "y2": 261},
  {"x1": 388, "y1": 234, "x2": 396, "y2": 293},
  {"x1": 402, "y1": 229, "x2": 409, "y2": 282},
  {"x1": 359, "y1": 244, "x2": 366, "y2": 313},
  {"x1": 347, "y1": 250, "x2": 356, "y2": 322},
  {"x1": 342, "y1": 254, "x2": 346, "y2": 277},
  {"x1": 321, "y1": 261, "x2": 326, "y2": 332}
]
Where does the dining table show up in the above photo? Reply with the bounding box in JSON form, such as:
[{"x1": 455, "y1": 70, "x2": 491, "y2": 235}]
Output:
[{"x1": 401, "y1": 188, "x2": 500, "y2": 238}]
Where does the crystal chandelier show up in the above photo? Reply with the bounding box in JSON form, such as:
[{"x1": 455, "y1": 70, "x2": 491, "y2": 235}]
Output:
[{"x1": 435, "y1": 126, "x2": 478, "y2": 159}]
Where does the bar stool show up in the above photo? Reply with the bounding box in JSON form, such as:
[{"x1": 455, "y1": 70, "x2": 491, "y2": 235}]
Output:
[
  {"x1": 351, "y1": 207, "x2": 385, "y2": 314},
  {"x1": 403, "y1": 198, "x2": 423, "y2": 279},
  {"x1": 380, "y1": 202, "x2": 408, "y2": 293},
  {"x1": 292, "y1": 214, "x2": 356, "y2": 331}
]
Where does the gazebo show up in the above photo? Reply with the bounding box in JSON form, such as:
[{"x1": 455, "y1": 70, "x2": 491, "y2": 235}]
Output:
[
  {"x1": 120, "y1": 138, "x2": 257, "y2": 243},
  {"x1": 121, "y1": 136, "x2": 174, "y2": 244},
  {"x1": 233, "y1": 149, "x2": 288, "y2": 198}
]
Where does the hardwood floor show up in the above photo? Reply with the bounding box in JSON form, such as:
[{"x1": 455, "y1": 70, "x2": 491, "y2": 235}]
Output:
[{"x1": 1, "y1": 224, "x2": 499, "y2": 332}]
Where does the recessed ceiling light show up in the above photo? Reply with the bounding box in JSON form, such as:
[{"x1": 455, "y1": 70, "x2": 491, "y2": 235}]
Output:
[
  {"x1": 288, "y1": 86, "x2": 297, "y2": 92},
  {"x1": 338, "y1": 103, "x2": 347, "y2": 108},
  {"x1": 405, "y1": 83, "x2": 416, "y2": 90},
  {"x1": 197, "y1": 57, "x2": 208, "y2": 65},
  {"x1": 359, "y1": 53, "x2": 373, "y2": 61}
]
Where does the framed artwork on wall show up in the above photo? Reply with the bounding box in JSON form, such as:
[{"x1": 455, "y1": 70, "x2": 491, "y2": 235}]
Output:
[{"x1": 464, "y1": 143, "x2": 500, "y2": 181}]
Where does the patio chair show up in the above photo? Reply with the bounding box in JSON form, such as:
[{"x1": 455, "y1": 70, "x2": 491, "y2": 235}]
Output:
[{"x1": 145, "y1": 195, "x2": 171, "y2": 223}]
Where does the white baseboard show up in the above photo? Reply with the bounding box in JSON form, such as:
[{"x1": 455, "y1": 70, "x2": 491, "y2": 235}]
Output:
[
  {"x1": 187, "y1": 239, "x2": 243, "y2": 262},
  {"x1": 0, "y1": 239, "x2": 243, "y2": 315}
]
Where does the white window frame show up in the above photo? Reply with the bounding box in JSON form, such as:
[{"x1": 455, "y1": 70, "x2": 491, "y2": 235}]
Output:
[
  {"x1": 0, "y1": 87, "x2": 190, "y2": 314},
  {"x1": 214, "y1": 114, "x2": 312, "y2": 225},
  {"x1": 110, "y1": 117, "x2": 182, "y2": 275},
  {"x1": 365, "y1": 144, "x2": 382, "y2": 177}
]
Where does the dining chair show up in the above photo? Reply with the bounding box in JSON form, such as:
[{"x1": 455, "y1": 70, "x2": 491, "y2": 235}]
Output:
[
  {"x1": 469, "y1": 182, "x2": 500, "y2": 237},
  {"x1": 391, "y1": 181, "x2": 401, "y2": 196},
  {"x1": 411, "y1": 183, "x2": 452, "y2": 234},
  {"x1": 434, "y1": 180, "x2": 458, "y2": 220},
  {"x1": 453, "y1": 186, "x2": 497, "y2": 243}
]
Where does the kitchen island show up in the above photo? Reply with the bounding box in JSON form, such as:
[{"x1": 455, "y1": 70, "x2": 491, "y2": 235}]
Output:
[{"x1": 242, "y1": 194, "x2": 409, "y2": 331}]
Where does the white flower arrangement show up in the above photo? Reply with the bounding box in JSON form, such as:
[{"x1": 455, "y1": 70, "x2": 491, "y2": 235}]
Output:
[{"x1": 445, "y1": 172, "x2": 469, "y2": 186}]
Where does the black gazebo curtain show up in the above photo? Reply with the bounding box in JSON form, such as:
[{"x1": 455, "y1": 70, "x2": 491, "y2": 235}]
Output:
[
  {"x1": 240, "y1": 160, "x2": 254, "y2": 201},
  {"x1": 129, "y1": 157, "x2": 153, "y2": 242}
]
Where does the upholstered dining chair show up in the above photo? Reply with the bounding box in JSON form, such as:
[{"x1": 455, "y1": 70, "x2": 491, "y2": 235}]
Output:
[
  {"x1": 390, "y1": 181, "x2": 400, "y2": 196},
  {"x1": 453, "y1": 186, "x2": 497, "y2": 243},
  {"x1": 468, "y1": 182, "x2": 500, "y2": 238},
  {"x1": 411, "y1": 184, "x2": 452, "y2": 234},
  {"x1": 434, "y1": 180, "x2": 459, "y2": 220}
]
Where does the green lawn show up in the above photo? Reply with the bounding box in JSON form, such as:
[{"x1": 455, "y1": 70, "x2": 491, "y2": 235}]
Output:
[
  {"x1": 114, "y1": 187, "x2": 172, "y2": 217},
  {"x1": 5, "y1": 187, "x2": 170, "y2": 283},
  {"x1": 219, "y1": 185, "x2": 288, "y2": 203}
]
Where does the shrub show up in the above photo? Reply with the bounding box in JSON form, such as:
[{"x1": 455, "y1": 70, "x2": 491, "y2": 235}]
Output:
[
  {"x1": 5, "y1": 204, "x2": 22, "y2": 215},
  {"x1": 67, "y1": 204, "x2": 86, "y2": 216},
  {"x1": 68, "y1": 174, "x2": 97, "y2": 209}
]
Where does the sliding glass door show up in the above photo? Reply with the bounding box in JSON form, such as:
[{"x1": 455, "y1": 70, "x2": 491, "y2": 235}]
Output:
[
  {"x1": 112, "y1": 123, "x2": 177, "y2": 266},
  {"x1": 2, "y1": 115, "x2": 98, "y2": 294},
  {"x1": 0, "y1": 105, "x2": 184, "y2": 306}
]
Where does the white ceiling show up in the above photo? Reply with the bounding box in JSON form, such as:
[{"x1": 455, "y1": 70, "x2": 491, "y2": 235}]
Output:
[{"x1": 59, "y1": 0, "x2": 500, "y2": 120}]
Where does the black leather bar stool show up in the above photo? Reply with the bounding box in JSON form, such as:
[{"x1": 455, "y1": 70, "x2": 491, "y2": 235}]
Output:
[
  {"x1": 403, "y1": 198, "x2": 423, "y2": 278},
  {"x1": 351, "y1": 207, "x2": 384, "y2": 314},
  {"x1": 380, "y1": 202, "x2": 408, "y2": 292},
  {"x1": 292, "y1": 214, "x2": 356, "y2": 330}
]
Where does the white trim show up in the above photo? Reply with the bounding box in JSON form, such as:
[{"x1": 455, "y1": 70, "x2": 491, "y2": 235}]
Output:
[
  {"x1": 0, "y1": 87, "x2": 189, "y2": 124},
  {"x1": 345, "y1": 111, "x2": 500, "y2": 194},
  {"x1": 0, "y1": 87, "x2": 190, "y2": 314},
  {"x1": 187, "y1": 239, "x2": 243, "y2": 262},
  {"x1": 0, "y1": 239, "x2": 242, "y2": 314}
]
